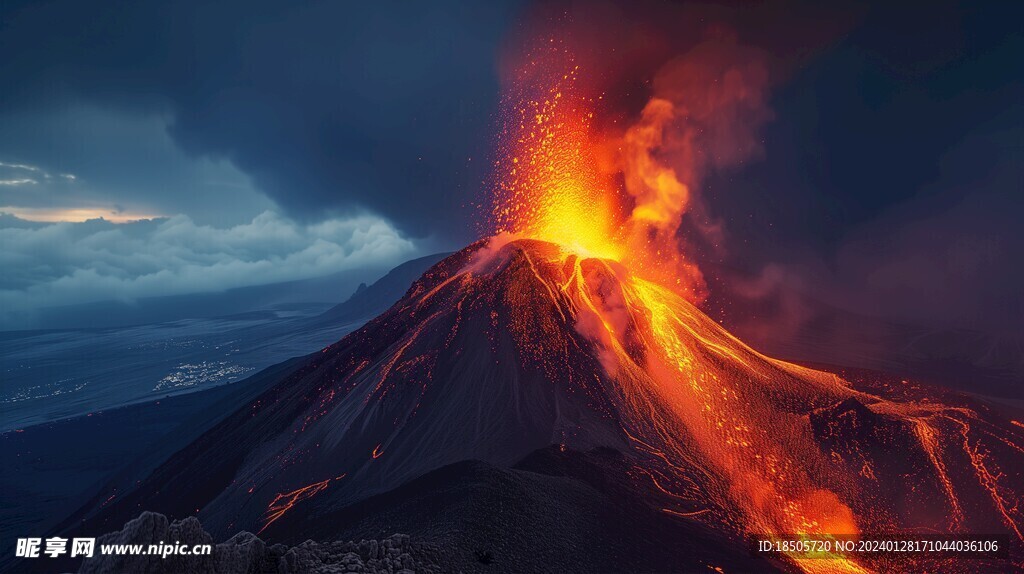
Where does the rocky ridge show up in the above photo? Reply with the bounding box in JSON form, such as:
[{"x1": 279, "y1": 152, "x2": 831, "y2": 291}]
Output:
[{"x1": 78, "y1": 512, "x2": 442, "y2": 574}]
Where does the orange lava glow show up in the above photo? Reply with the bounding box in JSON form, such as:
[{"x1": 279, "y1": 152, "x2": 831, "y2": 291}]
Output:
[
  {"x1": 490, "y1": 44, "x2": 706, "y2": 300},
  {"x1": 259, "y1": 473, "x2": 353, "y2": 533},
  {"x1": 492, "y1": 59, "x2": 623, "y2": 262},
  {"x1": 569, "y1": 253, "x2": 865, "y2": 573},
  {"x1": 489, "y1": 47, "x2": 864, "y2": 566},
  {"x1": 259, "y1": 479, "x2": 331, "y2": 534},
  {"x1": 484, "y1": 43, "x2": 1024, "y2": 573}
]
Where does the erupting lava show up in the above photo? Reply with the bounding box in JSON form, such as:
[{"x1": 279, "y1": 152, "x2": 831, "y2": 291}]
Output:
[
  {"x1": 490, "y1": 48, "x2": 707, "y2": 300},
  {"x1": 491, "y1": 60, "x2": 623, "y2": 262},
  {"x1": 483, "y1": 45, "x2": 1024, "y2": 573},
  {"x1": 85, "y1": 34, "x2": 1023, "y2": 574}
]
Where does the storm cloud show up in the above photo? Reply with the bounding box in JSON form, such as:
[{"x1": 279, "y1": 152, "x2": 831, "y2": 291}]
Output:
[{"x1": 1, "y1": 0, "x2": 521, "y2": 237}]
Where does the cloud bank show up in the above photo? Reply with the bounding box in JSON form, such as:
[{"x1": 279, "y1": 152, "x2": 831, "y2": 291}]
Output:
[{"x1": 0, "y1": 211, "x2": 416, "y2": 328}]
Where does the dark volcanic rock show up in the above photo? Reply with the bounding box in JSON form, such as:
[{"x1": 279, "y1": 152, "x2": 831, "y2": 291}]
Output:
[
  {"x1": 79, "y1": 240, "x2": 629, "y2": 539},
  {"x1": 77, "y1": 512, "x2": 439, "y2": 574},
  {"x1": 277, "y1": 447, "x2": 784, "y2": 574},
  {"x1": 810, "y1": 397, "x2": 894, "y2": 444}
]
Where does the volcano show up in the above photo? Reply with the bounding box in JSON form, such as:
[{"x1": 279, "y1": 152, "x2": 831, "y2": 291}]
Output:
[{"x1": 71, "y1": 237, "x2": 1023, "y2": 573}]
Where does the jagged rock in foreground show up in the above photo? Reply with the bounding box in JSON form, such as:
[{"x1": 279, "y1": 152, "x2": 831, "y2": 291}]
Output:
[{"x1": 78, "y1": 512, "x2": 439, "y2": 574}]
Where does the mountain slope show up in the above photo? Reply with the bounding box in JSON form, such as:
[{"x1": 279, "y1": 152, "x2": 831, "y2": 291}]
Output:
[
  {"x1": 73, "y1": 238, "x2": 1024, "y2": 573},
  {"x1": 73, "y1": 447, "x2": 784, "y2": 574},
  {"x1": 315, "y1": 252, "x2": 451, "y2": 324}
]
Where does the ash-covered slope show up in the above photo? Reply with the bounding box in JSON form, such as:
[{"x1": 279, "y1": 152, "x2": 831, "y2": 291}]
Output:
[
  {"x1": 74, "y1": 238, "x2": 1024, "y2": 573},
  {"x1": 79, "y1": 239, "x2": 630, "y2": 539},
  {"x1": 314, "y1": 251, "x2": 451, "y2": 325},
  {"x1": 72, "y1": 447, "x2": 782, "y2": 574},
  {"x1": 76, "y1": 511, "x2": 440, "y2": 574}
]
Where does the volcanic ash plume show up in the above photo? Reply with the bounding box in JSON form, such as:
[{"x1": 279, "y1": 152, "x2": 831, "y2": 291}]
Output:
[{"x1": 619, "y1": 37, "x2": 772, "y2": 299}]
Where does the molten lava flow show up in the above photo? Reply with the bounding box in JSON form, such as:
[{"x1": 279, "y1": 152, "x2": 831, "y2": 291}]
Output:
[
  {"x1": 551, "y1": 251, "x2": 868, "y2": 574},
  {"x1": 454, "y1": 240, "x2": 1023, "y2": 572},
  {"x1": 259, "y1": 479, "x2": 331, "y2": 534},
  {"x1": 484, "y1": 45, "x2": 1024, "y2": 573},
  {"x1": 488, "y1": 45, "x2": 864, "y2": 569}
]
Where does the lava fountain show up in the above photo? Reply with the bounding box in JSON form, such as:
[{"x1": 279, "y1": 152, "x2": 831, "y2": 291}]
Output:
[{"x1": 484, "y1": 41, "x2": 1024, "y2": 574}]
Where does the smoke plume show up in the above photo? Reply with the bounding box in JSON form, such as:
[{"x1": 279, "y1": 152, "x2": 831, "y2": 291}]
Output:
[{"x1": 617, "y1": 37, "x2": 773, "y2": 301}]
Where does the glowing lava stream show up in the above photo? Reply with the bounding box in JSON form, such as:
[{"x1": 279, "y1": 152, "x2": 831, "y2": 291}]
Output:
[
  {"x1": 259, "y1": 479, "x2": 332, "y2": 534},
  {"x1": 530, "y1": 244, "x2": 868, "y2": 573},
  {"x1": 489, "y1": 51, "x2": 870, "y2": 571},
  {"x1": 466, "y1": 240, "x2": 1023, "y2": 573},
  {"x1": 484, "y1": 46, "x2": 1023, "y2": 572}
]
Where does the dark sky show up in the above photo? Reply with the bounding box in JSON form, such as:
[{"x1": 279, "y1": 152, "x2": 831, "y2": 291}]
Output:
[
  {"x1": 0, "y1": 0, "x2": 1020, "y2": 334},
  {"x1": 702, "y1": 0, "x2": 1023, "y2": 334},
  {"x1": 0, "y1": 0, "x2": 518, "y2": 231}
]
